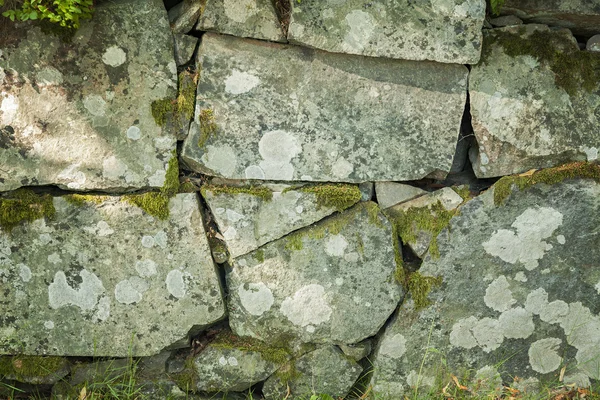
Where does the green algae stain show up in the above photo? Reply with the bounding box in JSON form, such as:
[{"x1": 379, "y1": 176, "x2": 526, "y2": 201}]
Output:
[{"x1": 0, "y1": 189, "x2": 56, "y2": 232}]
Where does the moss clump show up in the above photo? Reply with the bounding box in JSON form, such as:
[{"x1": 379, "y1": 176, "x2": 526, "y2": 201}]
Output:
[
  {"x1": 407, "y1": 272, "x2": 442, "y2": 310},
  {"x1": 493, "y1": 162, "x2": 600, "y2": 206},
  {"x1": 275, "y1": 361, "x2": 301, "y2": 385},
  {"x1": 151, "y1": 71, "x2": 198, "y2": 127},
  {"x1": 150, "y1": 98, "x2": 174, "y2": 127},
  {"x1": 284, "y1": 233, "x2": 304, "y2": 251},
  {"x1": 391, "y1": 223, "x2": 405, "y2": 285},
  {"x1": 452, "y1": 186, "x2": 471, "y2": 202},
  {"x1": 210, "y1": 331, "x2": 291, "y2": 365},
  {"x1": 179, "y1": 181, "x2": 197, "y2": 193},
  {"x1": 0, "y1": 189, "x2": 56, "y2": 232},
  {"x1": 64, "y1": 194, "x2": 108, "y2": 207},
  {"x1": 481, "y1": 28, "x2": 600, "y2": 96},
  {"x1": 198, "y1": 108, "x2": 218, "y2": 149},
  {"x1": 0, "y1": 355, "x2": 66, "y2": 380},
  {"x1": 253, "y1": 248, "x2": 265, "y2": 263},
  {"x1": 202, "y1": 184, "x2": 273, "y2": 202},
  {"x1": 286, "y1": 184, "x2": 361, "y2": 212},
  {"x1": 124, "y1": 152, "x2": 180, "y2": 219}
]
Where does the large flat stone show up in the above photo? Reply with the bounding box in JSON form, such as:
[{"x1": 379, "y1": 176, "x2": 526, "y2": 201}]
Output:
[
  {"x1": 227, "y1": 202, "x2": 403, "y2": 345},
  {"x1": 202, "y1": 183, "x2": 360, "y2": 258},
  {"x1": 501, "y1": 0, "x2": 600, "y2": 37},
  {"x1": 469, "y1": 25, "x2": 600, "y2": 178},
  {"x1": 196, "y1": 0, "x2": 285, "y2": 42},
  {"x1": 0, "y1": 0, "x2": 177, "y2": 192},
  {"x1": 181, "y1": 33, "x2": 467, "y2": 183},
  {"x1": 0, "y1": 194, "x2": 225, "y2": 357},
  {"x1": 370, "y1": 177, "x2": 600, "y2": 396},
  {"x1": 287, "y1": 0, "x2": 486, "y2": 64}
]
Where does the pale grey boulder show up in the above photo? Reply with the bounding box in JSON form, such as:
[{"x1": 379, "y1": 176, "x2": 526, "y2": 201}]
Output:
[
  {"x1": 376, "y1": 182, "x2": 427, "y2": 209},
  {"x1": 501, "y1": 0, "x2": 600, "y2": 36},
  {"x1": 196, "y1": 0, "x2": 285, "y2": 42},
  {"x1": 227, "y1": 202, "x2": 403, "y2": 346},
  {"x1": 181, "y1": 33, "x2": 467, "y2": 183},
  {"x1": 339, "y1": 340, "x2": 373, "y2": 361},
  {"x1": 287, "y1": 0, "x2": 486, "y2": 64},
  {"x1": 0, "y1": 0, "x2": 177, "y2": 192},
  {"x1": 371, "y1": 177, "x2": 600, "y2": 397},
  {"x1": 0, "y1": 194, "x2": 225, "y2": 357},
  {"x1": 263, "y1": 346, "x2": 363, "y2": 400},
  {"x1": 470, "y1": 25, "x2": 600, "y2": 178},
  {"x1": 202, "y1": 183, "x2": 360, "y2": 258}
]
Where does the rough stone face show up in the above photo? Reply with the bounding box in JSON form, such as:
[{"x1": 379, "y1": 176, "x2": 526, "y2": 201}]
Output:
[
  {"x1": 501, "y1": 0, "x2": 600, "y2": 36},
  {"x1": 371, "y1": 179, "x2": 600, "y2": 396},
  {"x1": 0, "y1": 194, "x2": 225, "y2": 357},
  {"x1": 227, "y1": 202, "x2": 403, "y2": 345},
  {"x1": 169, "y1": 0, "x2": 203, "y2": 34},
  {"x1": 174, "y1": 34, "x2": 198, "y2": 66},
  {"x1": 490, "y1": 15, "x2": 523, "y2": 27},
  {"x1": 376, "y1": 182, "x2": 427, "y2": 209},
  {"x1": 202, "y1": 184, "x2": 360, "y2": 258},
  {"x1": 588, "y1": 34, "x2": 600, "y2": 52},
  {"x1": 193, "y1": 345, "x2": 283, "y2": 392},
  {"x1": 181, "y1": 33, "x2": 467, "y2": 182},
  {"x1": 287, "y1": 0, "x2": 486, "y2": 64},
  {"x1": 470, "y1": 25, "x2": 600, "y2": 178},
  {"x1": 196, "y1": 0, "x2": 285, "y2": 42},
  {"x1": 263, "y1": 346, "x2": 363, "y2": 400},
  {"x1": 0, "y1": 0, "x2": 177, "y2": 192}
]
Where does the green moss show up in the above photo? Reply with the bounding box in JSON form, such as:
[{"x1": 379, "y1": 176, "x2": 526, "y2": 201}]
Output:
[
  {"x1": 177, "y1": 71, "x2": 197, "y2": 122},
  {"x1": 179, "y1": 181, "x2": 198, "y2": 193},
  {"x1": 198, "y1": 108, "x2": 218, "y2": 149},
  {"x1": 407, "y1": 272, "x2": 442, "y2": 310},
  {"x1": 481, "y1": 28, "x2": 600, "y2": 96},
  {"x1": 0, "y1": 189, "x2": 56, "y2": 232},
  {"x1": 0, "y1": 355, "x2": 66, "y2": 379},
  {"x1": 452, "y1": 186, "x2": 471, "y2": 202},
  {"x1": 253, "y1": 248, "x2": 265, "y2": 263},
  {"x1": 161, "y1": 154, "x2": 180, "y2": 197},
  {"x1": 275, "y1": 361, "x2": 301, "y2": 384},
  {"x1": 288, "y1": 184, "x2": 361, "y2": 212},
  {"x1": 284, "y1": 233, "x2": 304, "y2": 251},
  {"x1": 493, "y1": 162, "x2": 600, "y2": 206},
  {"x1": 202, "y1": 184, "x2": 273, "y2": 202},
  {"x1": 170, "y1": 357, "x2": 197, "y2": 391},
  {"x1": 64, "y1": 194, "x2": 108, "y2": 206},
  {"x1": 151, "y1": 98, "x2": 174, "y2": 127},
  {"x1": 210, "y1": 331, "x2": 291, "y2": 365},
  {"x1": 391, "y1": 223, "x2": 405, "y2": 285}
]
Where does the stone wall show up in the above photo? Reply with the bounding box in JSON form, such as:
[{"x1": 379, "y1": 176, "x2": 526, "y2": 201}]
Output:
[{"x1": 1, "y1": 0, "x2": 599, "y2": 398}]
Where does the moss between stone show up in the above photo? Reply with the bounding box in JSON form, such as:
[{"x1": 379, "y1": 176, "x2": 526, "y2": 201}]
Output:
[
  {"x1": 198, "y1": 108, "x2": 217, "y2": 149},
  {"x1": 284, "y1": 184, "x2": 361, "y2": 212},
  {"x1": 481, "y1": 28, "x2": 600, "y2": 96},
  {"x1": 493, "y1": 162, "x2": 600, "y2": 206},
  {"x1": 391, "y1": 223, "x2": 405, "y2": 285},
  {"x1": 151, "y1": 70, "x2": 198, "y2": 127},
  {"x1": 201, "y1": 184, "x2": 273, "y2": 202},
  {"x1": 274, "y1": 361, "x2": 301, "y2": 385},
  {"x1": 171, "y1": 357, "x2": 198, "y2": 391},
  {"x1": 0, "y1": 189, "x2": 56, "y2": 232},
  {"x1": 210, "y1": 331, "x2": 291, "y2": 366},
  {"x1": 0, "y1": 355, "x2": 66, "y2": 380},
  {"x1": 150, "y1": 98, "x2": 174, "y2": 127},
  {"x1": 452, "y1": 186, "x2": 471, "y2": 202},
  {"x1": 407, "y1": 272, "x2": 443, "y2": 311},
  {"x1": 64, "y1": 194, "x2": 109, "y2": 207}
]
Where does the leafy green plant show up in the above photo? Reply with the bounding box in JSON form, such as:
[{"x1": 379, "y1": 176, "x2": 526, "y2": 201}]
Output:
[
  {"x1": 490, "y1": 0, "x2": 505, "y2": 15},
  {"x1": 0, "y1": 0, "x2": 94, "y2": 29}
]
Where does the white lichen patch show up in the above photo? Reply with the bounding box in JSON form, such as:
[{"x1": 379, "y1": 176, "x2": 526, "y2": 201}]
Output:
[
  {"x1": 280, "y1": 284, "x2": 332, "y2": 328},
  {"x1": 450, "y1": 316, "x2": 479, "y2": 349},
  {"x1": 48, "y1": 270, "x2": 105, "y2": 311},
  {"x1": 102, "y1": 46, "x2": 127, "y2": 67},
  {"x1": 36, "y1": 66, "x2": 64, "y2": 86},
  {"x1": 258, "y1": 130, "x2": 301, "y2": 180},
  {"x1": 57, "y1": 164, "x2": 87, "y2": 189},
  {"x1": 223, "y1": 0, "x2": 258, "y2": 23},
  {"x1": 141, "y1": 235, "x2": 155, "y2": 248},
  {"x1": 201, "y1": 145, "x2": 238, "y2": 177},
  {"x1": 102, "y1": 156, "x2": 128, "y2": 181},
  {"x1": 406, "y1": 370, "x2": 435, "y2": 389},
  {"x1": 342, "y1": 10, "x2": 376, "y2": 53},
  {"x1": 135, "y1": 259, "x2": 158, "y2": 277},
  {"x1": 83, "y1": 94, "x2": 107, "y2": 116},
  {"x1": 166, "y1": 269, "x2": 187, "y2": 299},
  {"x1": 238, "y1": 282, "x2": 274, "y2": 316},
  {"x1": 379, "y1": 333, "x2": 407, "y2": 359},
  {"x1": 44, "y1": 321, "x2": 54, "y2": 329},
  {"x1": 115, "y1": 277, "x2": 149, "y2": 305},
  {"x1": 84, "y1": 221, "x2": 114, "y2": 237},
  {"x1": 528, "y1": 338, "x2": 562, "y2": 374},
  {"x1": 1, "y1": 93, "x2": 19, "y2": 124},
  {"x1": 499, "y1": 307, "x2": 534, "y2": 339},
  {"x1": 324, "y1": 234, "x2": 348, "y2": 257},
  {"x1": 126, "y1": 126, "x2": 141, "y2": 140},
  {"x1": 484, "y1": 275, "x2": 516, "y2": 312},
  {"x1": 483, "y1": 207, "x2": 563, "y2": 270},
  {"x1": 18, "y1": 264, "x2": 32, "y2": 282},
  {"x1": 471, "y1": 317, "x2": 504, "y2": 353},
  {"x1": 224, "y1": 69, "x2": 261, "y2": 95}
]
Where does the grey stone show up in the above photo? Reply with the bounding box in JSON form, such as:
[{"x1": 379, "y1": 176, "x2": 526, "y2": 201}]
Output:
[
  {"x1": 370, "y1": 179, "x2": 600, "y2": 397},
  {"x1": 587, "y1": 34, "x2": 600, "y2": 52},
  {"x1": 227, "y1": 202, "x2": 403, "y2": 346},
  {"x1": 169, "y1": 0, "x2": 203, "y2": 34},
  {"x1": 193, "y1": 345, "x2": 284, "y2": 392},
  {"x1": 69, "y1": 359, "x2": 132, "y2": 386},
  {"x1": 359, "y1": 182, "x2": 374, "y2": 201},
  {"x1": 375, "y1": 182, "x2": 427, "y2": 209},
  {"x1": 182, "y1": 33, "x2": 467, "y2": 183},
  {"x1": 287, "y1": 0, "x2": 486, "y2": 64},
  {"x1": 339, "y1": 340, "x2": 373, "y2": 361},
  {"x1": 0, "y1": 194, "x2": 225, "y2": 357},
  {"x1": 0, "y1": 0, "x2": 177, "y2": 192},
  {"x1": 502, "y1": 0, "x2": 600, "y2": 36},
  {"x1": 263, "y1": 346, "x2": 362, "y2": 400},
  {"x1": 469, "y1": 25, "x2": 600, "y2": 178},
  {"x1": 202, "y1": 183, "x2": 360, "y2": 258},
  {"x1": 196, "y1": 0, "x2": 285, "y2": 42},
  {"x1": 138, "y1": 351, "x2": 173, "y2": 378},
  {"x1": 174, "y1": 34, "x2": 198, "y2": 66},
  {"x1": 490, "y1": 15, "x2": 523, "y2": 27}
]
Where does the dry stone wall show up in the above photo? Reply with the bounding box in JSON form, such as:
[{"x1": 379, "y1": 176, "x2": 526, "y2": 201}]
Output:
[{"x1": 0, "y1": 0, "x2": 599, "y2": 399}]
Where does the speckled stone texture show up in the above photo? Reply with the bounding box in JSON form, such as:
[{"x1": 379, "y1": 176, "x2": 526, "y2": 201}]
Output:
[
  {"x1": 0, "y1": 0, "x2": 177, "y2": 192},
  {"x1": 469, "y1": 25, "x2": 600, "y2": 178},
  {"x1": 0, "y1": 194, "x2": 225, "y2": 357},
  {"x1": 181, "y1": 33, "x2": 468, "y2": 183},
  {"x1": 287, "y1": 0, "x2": 486, "y2": 64},
  {"x1": 227, "y1": 202, "x2": 403, "y2": 346},
  {"x1": 371, "y1": 179, "x2": 600, "y2": 396},
  {"x1": 202, "y1": 184, "x2": 359, "y2": 258},
  {"x1": 501, "y1": 0, "x2": 600, "y2": 37},
  {"x1": 196, "y1": 0, "x2": 285, "y2": 42}
]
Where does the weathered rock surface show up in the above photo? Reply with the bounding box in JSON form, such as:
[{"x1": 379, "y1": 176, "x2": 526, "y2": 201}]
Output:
[
  {"x1": 0, "y1": 194, "x2": 225, "y2": 357},
  {"x1": 0, "y1": 0, "x2": 177, "y2": 192},
  {"x1": 376, "y1": 182, "x2": 427, "y2": 209},
  {"x1": 470, "y1": 25, "x2": 600, "y2": 178},
  {"x1": 588, "y1": 34, "x2": 600, "y2": 52},
  {"x1": 181, "y1": 33, "x2": 467, "y2": 183},
  {"x1": 0, "y1": 356, "x2": 70, "y2": 385},
  {"x1": 287, "y1": 0, "x2": 486, "y2": 64},
  {"x1": 263, "y1": 346, "x2": 363, "y2": 400},
  {"x1": 371, "y1": 178, "x2": 600, "y2": 396},
  {"x1": 174, "y1": 34, "x2": 199, "y2": 66},
  {"x1": 202, "y1": 183, "x2": 360, "y2": 258},
  {"x1": 169, "y1": 0, "x2": 203, "y2": 34},
  {"x1": 196, "y1": 0, "x2": 285, "y2": 42},
  {"x1": 227, "y1": 202, "x2": 403, "y2": 345},
  {"x1": 501, "y1": 0, "x2": 600, "y2": 36},
  {"x1": 490, "y1": 15, "x2": 523, "y2": 27}
]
